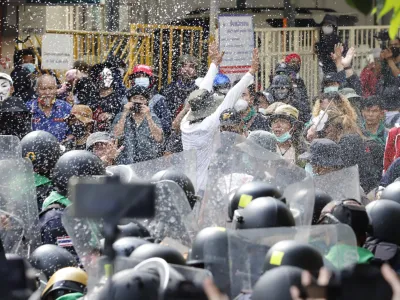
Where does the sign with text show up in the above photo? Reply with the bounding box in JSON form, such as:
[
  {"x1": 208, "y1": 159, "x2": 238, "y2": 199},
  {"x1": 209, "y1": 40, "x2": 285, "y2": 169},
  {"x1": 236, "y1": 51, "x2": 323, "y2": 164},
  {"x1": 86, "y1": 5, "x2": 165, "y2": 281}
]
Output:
[
  {"x1": 42, "y1": 34, "x2": 73, "y2": 70},
  {"x1": 218, "y1": 15, "x2": 254, "y2": 80}
]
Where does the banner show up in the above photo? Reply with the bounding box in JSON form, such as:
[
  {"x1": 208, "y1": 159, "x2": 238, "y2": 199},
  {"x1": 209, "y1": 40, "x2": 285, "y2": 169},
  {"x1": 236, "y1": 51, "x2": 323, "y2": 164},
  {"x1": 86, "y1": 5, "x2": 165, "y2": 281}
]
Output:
[{"x1": 42, "y1": 34, "x2": 74, "y2": 70}]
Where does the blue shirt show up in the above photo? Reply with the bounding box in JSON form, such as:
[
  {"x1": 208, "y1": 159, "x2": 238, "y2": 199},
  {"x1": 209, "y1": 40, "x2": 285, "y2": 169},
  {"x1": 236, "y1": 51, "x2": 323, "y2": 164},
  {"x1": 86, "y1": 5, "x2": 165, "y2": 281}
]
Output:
[{"x1": 27, "y1": 99, "x2": 72, "y2": 141}]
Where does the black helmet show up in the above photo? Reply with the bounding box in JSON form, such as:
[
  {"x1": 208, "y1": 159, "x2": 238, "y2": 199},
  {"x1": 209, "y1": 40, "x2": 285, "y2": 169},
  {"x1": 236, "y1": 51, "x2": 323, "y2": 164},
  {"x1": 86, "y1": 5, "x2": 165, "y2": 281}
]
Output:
[
  {"x1": 312, "y1": 190, "x2": 333, "y2": 225},
  {"x1": 52, "y1": 150, "x2": 106, "y2": 196},
  {"x1": 113, "y1": 237, "x2": 151, "y2": 257},
  {"x1": 263, "y1": 240, "x2": 323, "y2": 273},
  {"x1": 187, "y1": 227, "x2": 228, "y2": 267},
  {"x1": 152, "y1": 169, "x2": 198, "y2": 209},
  {"x1": 21, "y1": 130, "x2": 61, "y2": 176},
  {"x1": 366, "y1": 200, "x2": 400, "y2": 245},
  {"x1": 0, "y1": 96, "x2": 31, "y2": 139},
  {"x1": 30, "y1": 244, "x2": 78, "y2": 279},
  {"x1": 252, "y1": 266, "x2": 306, "y2": 300},
  {"x1": 118, "y1": 222, "x2": 151, "y2": 239},
  {"x1": 126, "y1": 85, "x2": 151, "y2": 101},
  {"x1": 274, "y1": 62, "x2": 291, "y2": 76},
  {"x1": 229, "y1": 182, "x2": 283, "y2": 220},
  {"x1": 129, "y1": 243, "x2": 186, "y2": 265},
  {"x1": 234, "y1": 197, "x2": 295, "y2": 230},
  {"x1": 381, "y1": 182, "x2": 400, "y2": 204},
  {"x1": 93, "y1": 268, "x2": 159, "y2": 300},
  {"x1": 271, "y1": 75, "x2": 292, "y2": 89}
]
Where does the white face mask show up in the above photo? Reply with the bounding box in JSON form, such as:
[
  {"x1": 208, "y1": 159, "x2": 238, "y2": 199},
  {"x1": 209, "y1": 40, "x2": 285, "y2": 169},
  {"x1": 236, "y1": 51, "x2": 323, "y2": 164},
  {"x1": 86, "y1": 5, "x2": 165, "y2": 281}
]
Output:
[
  {"x1": 0, "y1": 79, "x2": 11, "y2": 101},
  {"x1": 322, "y1": 26, "x2": 333, "y2": 35},
  {"x1": 101, "y1": 68, "x2": 113, "y2": 88},
  {"x1": 258, "y1": 108, "x2": 268, "y2": 115},
  {"x1": 135, "y1": 77, "x2": 150, "y2": 88},
  {"x1": 234, "y1": 98, "x2": 249, "y2": 112}
]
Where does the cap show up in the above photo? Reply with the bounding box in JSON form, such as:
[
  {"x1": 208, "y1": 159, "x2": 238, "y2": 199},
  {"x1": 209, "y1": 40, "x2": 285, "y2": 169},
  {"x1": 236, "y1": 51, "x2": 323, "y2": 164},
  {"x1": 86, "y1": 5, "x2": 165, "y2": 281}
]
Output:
[
  {"x1": 285, "y1": 53, "x2": 301, "y2": 64},
  {"x1": 339, "y1": 88, "x2": 360, "y2": 99},
  {"x1": 321, "y1": 14, "x2": 338, "y2": 27},
  {"x1": 69, "y1": 105, "x2": 93, "y2": 124},
  {"x1": 299, "y1": 138, "x2": 344, "y2": 168},
  {"x1": 131, "y1": 64, "x2": 153, "y2": 77},
  {"x1": 0, "y1": 73, "x2": 13, "y2": 85},
  {"x1": 268, "y1": 104, "x2": 299, "y2": 125},
  {"x1": 86, "y1": 132, "x2": 113, "y2": 150},
  {"x1": 187, "y1": 89, "x2": 219, "y2": 122},
  {"x1": 323, "y1": 72, "x2": 342, "y2": 84},
  {"x1": 219, "y1": 108, "x2": 241, "y2": 126},
  {"x1": 126, "y1": 85, "x2": 151, "y2": 100},
  {"x1": 247, "y1": 131, "x2": 277, "y2": 152},
  {"x1": 264, "y1": 102, "x2": 285, "y2": 115}
]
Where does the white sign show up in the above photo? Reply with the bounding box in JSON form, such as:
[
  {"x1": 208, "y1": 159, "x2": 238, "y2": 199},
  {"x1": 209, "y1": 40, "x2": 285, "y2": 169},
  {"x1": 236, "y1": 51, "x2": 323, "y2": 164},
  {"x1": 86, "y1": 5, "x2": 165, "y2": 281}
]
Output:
[
  {"x1": 218, "y1": 15, "x2": 254, "y2": 80},
  {"x1": 42, "y1": 34, "x2": 73, "y2": 70}
]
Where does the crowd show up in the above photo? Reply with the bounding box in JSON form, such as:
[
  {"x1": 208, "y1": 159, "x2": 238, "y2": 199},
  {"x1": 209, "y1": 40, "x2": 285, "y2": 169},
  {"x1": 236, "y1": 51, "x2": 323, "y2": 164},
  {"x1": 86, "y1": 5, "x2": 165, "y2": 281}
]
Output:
[{"x1": 1, "y1": 13, "x2": 400, "y2": 300}]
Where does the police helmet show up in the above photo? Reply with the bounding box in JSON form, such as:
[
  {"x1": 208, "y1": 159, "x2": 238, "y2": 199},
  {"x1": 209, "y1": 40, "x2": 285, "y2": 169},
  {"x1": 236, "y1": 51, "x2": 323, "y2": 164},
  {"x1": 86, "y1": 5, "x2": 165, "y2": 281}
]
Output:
[
  {"x1": 130, "y1": 243, "x2": 186, "y2": 265},
  {"x1": 381, "y1": 182, "x2": 400, "y2": 205}
]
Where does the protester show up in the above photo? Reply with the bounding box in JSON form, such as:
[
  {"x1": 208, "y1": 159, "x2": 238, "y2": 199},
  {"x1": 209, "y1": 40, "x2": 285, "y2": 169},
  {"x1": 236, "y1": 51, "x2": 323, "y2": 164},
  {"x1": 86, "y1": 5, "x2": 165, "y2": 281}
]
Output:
[
  {"x1": 86, "y1": 131, "x2": 122, "y2": 166},
  {"x1": 384, "y1": 125, "x2": 400, "y2": 172},
  {"x1": 361, "y1": 96, "x2": 388, "y2": 147},
  {"x1": 339, "y1": 87, "x2": 363, "y2": 124},
  {"x1": 285, "y1": 53, "x2": 309, "y2": 105},
  {"x1": 161, "y1": 54, "x2": 199, "y2": 118},
  {"x1": 380, "y1": 37, "x2": 400, "y2": 89},
  {"x1": 27, "y1": 74, "x2": 72, "y2": 142},
  {"x1": 315, "y1": 14, "x2": 342, "y2": 75},
  {"x1": 57, "y1": 69, "x2": 81, "y2": 104},
  {"x1": 130, "y1": 64, "x2": 172, "y2": 137},
  {"x1": 360, "y1": 48, "x2": 382, "y2": 97},
  {"x1": 219, "y1": 108, "x2": 245, "y2": 135},
  {"x1": 0, "y1": 72, "x2": 13, "y2": 102},
  {"x1": 382, "y1": 86, "x2": 400, "y2": 128},
  {"x1": 113, "y1": 85, "x2": 163, "y2": 164},
  {"x1": 62, "y1": 105, "x2": 94, "y2": 151},
  {"x1": 255, "y1": 91, "x2": 269, "y2": 115}
]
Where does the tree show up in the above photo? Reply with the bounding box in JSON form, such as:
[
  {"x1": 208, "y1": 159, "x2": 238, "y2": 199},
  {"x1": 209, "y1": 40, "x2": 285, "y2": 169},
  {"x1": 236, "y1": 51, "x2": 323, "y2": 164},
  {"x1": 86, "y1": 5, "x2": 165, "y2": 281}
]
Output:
[{"x1": 346, "y1": 0, "x2": 400, "y2": 39}]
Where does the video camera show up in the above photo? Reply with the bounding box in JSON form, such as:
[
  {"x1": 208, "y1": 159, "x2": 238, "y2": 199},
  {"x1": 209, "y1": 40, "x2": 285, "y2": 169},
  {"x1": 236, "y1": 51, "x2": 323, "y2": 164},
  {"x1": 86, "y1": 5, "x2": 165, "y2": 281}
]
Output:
[{"x1": 374, "y1": 30, "x2": 391, "y2": 49}]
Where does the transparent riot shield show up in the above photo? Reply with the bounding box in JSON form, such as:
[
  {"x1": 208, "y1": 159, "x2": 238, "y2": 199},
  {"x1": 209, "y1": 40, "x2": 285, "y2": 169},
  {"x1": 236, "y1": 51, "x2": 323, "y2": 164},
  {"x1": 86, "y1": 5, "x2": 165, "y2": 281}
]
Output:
[
  {"x1": 62, "y1": 181, "x2": 197, "y2": 271},
  {"x1": 0, "y1": 135, "x2": 21, "y2": 160},
  {"x1": 126, "y1": 150, "x2": 197, "y2": 192},
  {"x1": 203, "y1": 224, "x2": 358, "y2": 299},
  {"x1": 314, "y1": 166, "x2": 361, "y2": 202},
  {"x1": 195, "y1": 140, "x2": 314, "y2": 229},
  {"x1": 0, "y1": 158, "x2": 40, "y2": 257},
  {"x1": 137, "y1": 181, "x2": 198, "y2": 246}
]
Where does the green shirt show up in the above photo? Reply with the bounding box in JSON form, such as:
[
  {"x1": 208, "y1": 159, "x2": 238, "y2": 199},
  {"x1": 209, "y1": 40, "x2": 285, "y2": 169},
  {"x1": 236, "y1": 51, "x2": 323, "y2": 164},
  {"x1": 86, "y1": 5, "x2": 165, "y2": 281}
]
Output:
[
  {"x1": 42, "y1": 191, "x2": 72, "y2": 211},
  {"x1": 34, "y1": 173, "x2": 51, "y2": 187},
  {"x1": 56, "y1": 292, "x2": 84, "y2": 300},
  {"x1": 326, "y1": 244, "x2": 374, "y2": 269}
]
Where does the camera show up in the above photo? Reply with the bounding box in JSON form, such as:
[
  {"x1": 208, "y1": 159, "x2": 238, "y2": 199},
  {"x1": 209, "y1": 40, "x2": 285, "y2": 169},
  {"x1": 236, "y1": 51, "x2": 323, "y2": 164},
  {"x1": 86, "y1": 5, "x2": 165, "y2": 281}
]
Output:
[
  {"x1": 374, "y1": 30, "x2": 390, "y2": 49},
  {"x1": 131, "y1": 103, "x2": 142, "y2": 113}
]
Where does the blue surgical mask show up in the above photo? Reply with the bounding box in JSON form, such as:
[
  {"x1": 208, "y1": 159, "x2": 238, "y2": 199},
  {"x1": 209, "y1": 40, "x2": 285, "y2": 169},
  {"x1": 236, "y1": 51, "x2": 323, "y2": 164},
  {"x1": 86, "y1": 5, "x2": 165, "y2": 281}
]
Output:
[
  {"x1": 273, "y1": 132, "x2": 292, "y2": 143},
  {"x1": 135, "y1": 77, "x2": 150, "y2": 88},
  {"x1": 22, "y1": 63, "x2": 35, "y2": 73},
  {"x1": 324, "y1": 86, "x2": 339, "y2": 93},
  {"x1": 305, "y1": 163, "x2": 315, "y2": 176}
]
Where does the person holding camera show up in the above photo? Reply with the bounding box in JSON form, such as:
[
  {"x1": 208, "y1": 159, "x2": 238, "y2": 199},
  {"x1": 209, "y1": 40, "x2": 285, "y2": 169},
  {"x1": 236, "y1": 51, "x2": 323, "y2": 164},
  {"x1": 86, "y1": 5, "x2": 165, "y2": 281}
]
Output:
[
  {"x1": 381, "y1": 37, "x2": 400, "y2": 88},
  {"x1": 112, "y1": 85, "x2": 163, "y2": 164}
]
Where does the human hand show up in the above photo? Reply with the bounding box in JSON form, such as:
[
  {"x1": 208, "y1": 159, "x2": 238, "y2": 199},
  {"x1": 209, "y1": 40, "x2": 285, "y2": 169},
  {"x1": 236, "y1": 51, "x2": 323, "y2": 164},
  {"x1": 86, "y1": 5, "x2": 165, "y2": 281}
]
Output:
[
  {"x1": 123, "y1": 102, "x2": 134, "y2": 112},
  {"x1": 100, "y1": 139, "x2": 124, "y2": 166},
  {"x1": 141, "y1": 104, "x2": 151, "y2": 116},
  {"x1": 290, "y1": 267, "x2": 331, "y2": 300},
  {"x1": 249, "y1": 48, "x2": 260, "y2": 75},
  {"x1": 342, "y1": 47, "x2": 356, "y2": 68},
  {"x1": 203, "y1": 278, "x2": 229, "y2": 300},
  {"x1": 381, "y1": 264, "x2": 400, "y2": 300},
  {"x1": 330, "y1": 43, "x2": 344, "y2": 63},
  {"x1": 381, "y1": 48, "x2": 393, "y2": 61},
  {"x1": 209, "y1": 42, "x2": 224, "y2": 66}
]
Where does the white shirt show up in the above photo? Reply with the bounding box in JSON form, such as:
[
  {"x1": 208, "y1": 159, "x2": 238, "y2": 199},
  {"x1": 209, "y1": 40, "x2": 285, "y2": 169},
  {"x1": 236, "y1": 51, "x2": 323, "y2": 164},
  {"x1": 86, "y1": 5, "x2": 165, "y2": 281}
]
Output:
[{"x1": 181, "y1": 63, "x2": 254, "y2": 191}]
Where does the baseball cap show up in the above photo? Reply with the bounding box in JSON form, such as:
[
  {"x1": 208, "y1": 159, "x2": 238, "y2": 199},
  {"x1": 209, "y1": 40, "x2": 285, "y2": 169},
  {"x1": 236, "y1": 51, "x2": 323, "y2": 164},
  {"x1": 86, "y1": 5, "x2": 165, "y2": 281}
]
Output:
[
  {"x1": 322, "y1": 72, "x2": 343, "y2": 85},
  {"x1": 86, "y1": 132, "x2": 113, "y2": 150},
  {"x1": 219, "y1": 108, "x2": 241, "y2": 126},
  {"x1": 0, "y1": 73, "x2": 13, "y2": 85},
  {"x1": 68, "y1": 105, "x2": 93, "y2": 124},
  {"x1": 131, "y1": 64, "x2": 153, "y2": 77},
  {"x1": 339, "y1": 88, "x2": 360, "y2": 99},
  {"x1": 299, "y1": 138, "x2": 344, "y2": 168},
  {"x1": 268, "y1": 104, "x2": 299, "y2": 126}
]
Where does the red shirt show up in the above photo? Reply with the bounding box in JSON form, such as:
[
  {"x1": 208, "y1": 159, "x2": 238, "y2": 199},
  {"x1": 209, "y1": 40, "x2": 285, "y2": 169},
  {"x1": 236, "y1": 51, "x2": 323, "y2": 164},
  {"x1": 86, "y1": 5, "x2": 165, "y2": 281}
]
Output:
[
  {"x1": 360, "y1": 65, "x2": 381, "y2": 97},
  {"x1": 384, "y1": 127, "x2": 400, "y2": 172}
]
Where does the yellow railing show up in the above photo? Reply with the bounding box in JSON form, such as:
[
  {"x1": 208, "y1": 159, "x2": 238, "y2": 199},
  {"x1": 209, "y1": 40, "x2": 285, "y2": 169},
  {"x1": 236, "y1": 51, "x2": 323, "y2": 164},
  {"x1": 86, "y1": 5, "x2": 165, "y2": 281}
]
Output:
[{"x1": 131, "y1": 24, "x2": 207, "y2": 89}]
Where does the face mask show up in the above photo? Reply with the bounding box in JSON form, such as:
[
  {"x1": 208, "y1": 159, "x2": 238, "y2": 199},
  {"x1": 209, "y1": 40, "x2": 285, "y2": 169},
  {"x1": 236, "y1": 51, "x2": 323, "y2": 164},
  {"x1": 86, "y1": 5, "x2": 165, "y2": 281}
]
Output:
[
  {"x1": 273, "y1": 89, "x2": 289, "y2": 101},
  {"x1": 0, "y1": 79, "x2": 11, "y2": 101},
  {"x1": 273, "y1": 131, "x2": 292, "y2": 143},
  {"x1": 234, "y1": 99, "x2": 249, "y2": 112},
  {"x1": 135, "y1": 77, "x2": 150, "y2": 88},
  {"x1": 304, "y1": 163, "x2": 315, "y2": 176},
  {"x1": 391, "y1": 47, "x2": 400, "y2": 58},
  {"x1": 324, "y1": 86, "x2": 339, "y2": 93},
  {"x1": 100, "y1": 68, "x2": 113, "y2": 88},
  {"x1": 22, "y1": 63, "x2": 36, "y2": 73},
  {"x1": 71, "y1": 123, "x2": 86, "y2": 138},
  {"x1": 258, "y1": 108, "x2": 268, "y2": 115},
  {"x1": 322, "y1": 26, "x2": 333, "y2": 35}
]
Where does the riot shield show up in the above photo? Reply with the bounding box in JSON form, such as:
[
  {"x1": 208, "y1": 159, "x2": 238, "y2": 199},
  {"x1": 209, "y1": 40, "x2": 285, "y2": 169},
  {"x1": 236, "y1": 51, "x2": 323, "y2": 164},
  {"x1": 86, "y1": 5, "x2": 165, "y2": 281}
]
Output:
[
  {"x1": 0, "y1": 135, "x2": 21, "y2": 160},
  {"x1": 62, "y1": 181, "x2": 197, "y2": 271},
  {"x1": 195, "y1": 140, "x2": 314, "y2": 229},
  {"x1": 314, "y1": 166, "x2": 361, "y2": 202},
  {"x1": 126, "y1": 150, "x2": 198, "y2": 192},
  {"x1": 0, "y1": 158, "x2": 40, "y2": 257},
  {"x1": 203, "y1": 224, "x2": 358, "y2": 299}
]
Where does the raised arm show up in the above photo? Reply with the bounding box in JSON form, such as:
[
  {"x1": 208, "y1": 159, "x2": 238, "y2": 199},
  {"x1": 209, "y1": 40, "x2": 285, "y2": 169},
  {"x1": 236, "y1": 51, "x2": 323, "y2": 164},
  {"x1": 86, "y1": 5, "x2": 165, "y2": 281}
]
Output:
[{"x1": 199, "y1": 42, "x2": 224, "y2": 92}]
